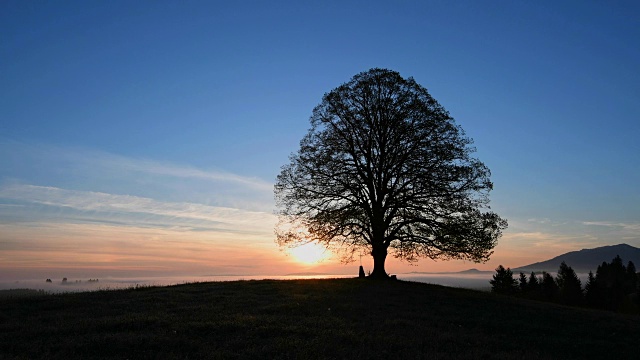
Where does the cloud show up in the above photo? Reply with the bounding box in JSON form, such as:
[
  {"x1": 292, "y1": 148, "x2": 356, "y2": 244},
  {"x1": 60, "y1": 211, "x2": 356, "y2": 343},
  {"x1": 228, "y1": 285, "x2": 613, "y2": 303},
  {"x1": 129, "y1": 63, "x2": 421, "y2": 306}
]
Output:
[
  {"x1": 582, "y1": 221, "x2": 640, "y2": 232},
  {"x1": 581, "y1": 221, "x2": 640, "y2": 242},
  {"x1": 0, "y1": 184, "x2": 276, "y2": 235},
  {"x1": 69, "y1": 148, "x2": 273, "y2": 192},
  {"x1": 527, "y1": 218, "x2": 551, "y2": 224},
  {"x1": 0, "y1": 141, "x2": 318, "y2": 279},
  {"x1": 0, "y1": 140, "x2": 274, "y2": 211},
  {"x1": 501, "y1": 231, "x2": 600, "y2": 250},
  {"x1": 0, "y1": 183, "x2": 286, "y2": 280}
]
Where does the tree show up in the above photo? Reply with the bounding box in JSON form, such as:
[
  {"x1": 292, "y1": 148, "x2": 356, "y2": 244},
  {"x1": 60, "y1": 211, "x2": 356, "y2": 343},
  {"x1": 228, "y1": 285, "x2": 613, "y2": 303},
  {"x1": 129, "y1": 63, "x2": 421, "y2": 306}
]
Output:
[
  {"x1": 624, "y1": 261, "x2": 637, "y2": 296},
  {"x1": 601, "y1": 255, "x2": 627, "y2": 310},
  {"x1": 556, "y1": 261, "x2": 583, "y2": 306},
  {"x1": 584, "y1": 271, "x2": 599, "y2": 307},
  {"x1": 518, "y1": 272, "x2": 528, "y2": 293},
  {"x1": 588, "y1": 256, "x2": 638, "y2": 311},
  {"x1": 527, "y1": 272, "x2": 540, "y2": 294},
  {"x1": 586, "y1": 256, "x2": 628, "y2": 310},
  {"x1": 275, "y1": 68, "x2": 507, "y2": 279},
  {"x1": 490, "y1": 265, "x2": 517, "y2": 294},
  {"x1": 540, "y1": 272, "x2": 558, "y2": 302}
]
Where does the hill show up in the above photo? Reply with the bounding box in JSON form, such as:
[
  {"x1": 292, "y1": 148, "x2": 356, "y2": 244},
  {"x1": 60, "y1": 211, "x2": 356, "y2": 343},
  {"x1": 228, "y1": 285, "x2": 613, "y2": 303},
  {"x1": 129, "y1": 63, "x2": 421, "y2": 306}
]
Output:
[
  {"x1": 515, "y1": 243, "x2": 640, "y2": 273},
  {"x1": 458, "y1": 268, "x2": 494, "y2": 274},
  {"x1": 0, "y1": 278, "x2": 637, "y2": 359},
  {"x1": 407, "y1": 268, "x2": 494, "y2": 275}
]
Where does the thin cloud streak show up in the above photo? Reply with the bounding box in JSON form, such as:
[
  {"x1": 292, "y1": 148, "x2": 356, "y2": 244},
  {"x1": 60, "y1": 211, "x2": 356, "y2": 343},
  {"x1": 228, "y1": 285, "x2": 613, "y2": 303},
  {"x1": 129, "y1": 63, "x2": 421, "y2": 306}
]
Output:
[
  {"x1": 0, "y1": 184, "x2": 276, "y2": 235},
  {"x1": 86, "y1": 150, "x2": 273, "y2": 192},
  {"x1": 582, "y1": 221, "x2": 640, "y2": 232},
  {"x1": 0, "y1": 140, "x2": 274, "y2": 211},
  {"x1": 0, "y1": 142, "x2": 319, "y2": 280}
]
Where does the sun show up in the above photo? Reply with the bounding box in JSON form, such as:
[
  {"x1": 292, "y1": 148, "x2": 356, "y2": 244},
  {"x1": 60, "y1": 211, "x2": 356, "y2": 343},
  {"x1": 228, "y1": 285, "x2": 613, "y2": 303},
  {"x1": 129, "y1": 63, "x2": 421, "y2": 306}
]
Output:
[{"x1": 289, "y1": 242, "x2": 330, "y2": 265}]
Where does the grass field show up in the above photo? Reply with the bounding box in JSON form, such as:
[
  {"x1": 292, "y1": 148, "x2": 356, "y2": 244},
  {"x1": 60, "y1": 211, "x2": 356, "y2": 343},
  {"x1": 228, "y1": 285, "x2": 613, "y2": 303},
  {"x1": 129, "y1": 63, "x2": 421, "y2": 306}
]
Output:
[{"x1": 1, "y1": 278, "x2": 637, "y2": 359}]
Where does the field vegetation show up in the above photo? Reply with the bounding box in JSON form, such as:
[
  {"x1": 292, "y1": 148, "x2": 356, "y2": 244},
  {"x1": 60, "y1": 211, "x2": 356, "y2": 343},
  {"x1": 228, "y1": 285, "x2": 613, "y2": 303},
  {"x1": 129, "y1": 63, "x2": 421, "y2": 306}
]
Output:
[{"x1": 1, "y1": 278, "x2": 638, "y2": 359}]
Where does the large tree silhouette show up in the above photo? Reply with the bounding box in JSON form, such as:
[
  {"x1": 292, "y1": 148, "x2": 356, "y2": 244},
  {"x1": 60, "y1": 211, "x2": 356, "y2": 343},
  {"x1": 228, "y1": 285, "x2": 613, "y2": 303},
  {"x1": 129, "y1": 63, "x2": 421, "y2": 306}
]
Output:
[{"x1": 275, "y1": 68, "x2": 507, "y2": 278}]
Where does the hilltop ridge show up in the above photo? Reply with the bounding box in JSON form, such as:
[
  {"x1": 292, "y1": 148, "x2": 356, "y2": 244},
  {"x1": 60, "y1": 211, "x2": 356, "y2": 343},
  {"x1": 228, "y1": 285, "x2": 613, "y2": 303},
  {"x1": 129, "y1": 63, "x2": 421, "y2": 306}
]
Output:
[{"x1": 0, "y1": 278, "x2": 637, "y2": 359}]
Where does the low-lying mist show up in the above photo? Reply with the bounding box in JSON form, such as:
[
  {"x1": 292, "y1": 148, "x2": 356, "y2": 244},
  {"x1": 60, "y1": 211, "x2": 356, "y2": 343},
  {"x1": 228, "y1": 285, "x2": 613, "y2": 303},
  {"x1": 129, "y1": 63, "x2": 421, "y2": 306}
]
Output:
[{"x1": 0, "y1": 273, "x2": 503, "y2": 293}]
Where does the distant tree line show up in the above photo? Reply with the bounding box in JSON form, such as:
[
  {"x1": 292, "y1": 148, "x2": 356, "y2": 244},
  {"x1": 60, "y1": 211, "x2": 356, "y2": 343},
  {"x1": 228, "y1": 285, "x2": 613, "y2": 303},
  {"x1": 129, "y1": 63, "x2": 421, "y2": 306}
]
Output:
[{"x1": 490, "y1": 255, "x2": 639, "y2": 313}]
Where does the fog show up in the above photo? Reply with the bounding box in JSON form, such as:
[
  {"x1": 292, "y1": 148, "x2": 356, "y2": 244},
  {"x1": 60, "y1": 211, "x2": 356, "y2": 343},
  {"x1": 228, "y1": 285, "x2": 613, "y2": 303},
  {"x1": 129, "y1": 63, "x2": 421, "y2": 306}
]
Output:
[
  {"x1": 401, "y1": 273, "x2": 493, "y2": 290},
  {"x1": 2, "y1": 272, "x2": 600, "y2": 295},
  {"x1": 0, "y1": 273, "x2": 499, "y2": 293}
]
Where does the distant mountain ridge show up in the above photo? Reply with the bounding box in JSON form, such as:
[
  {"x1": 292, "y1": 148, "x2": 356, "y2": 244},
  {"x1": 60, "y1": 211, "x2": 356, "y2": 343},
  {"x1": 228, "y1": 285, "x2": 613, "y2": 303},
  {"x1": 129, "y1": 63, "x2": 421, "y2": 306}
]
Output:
[
  {"x1": 514, "y1": 243, "x2": 640, "y2": 273},
  {"x1": 407, "y1": 268, "x2": 494, "y2": 275}
]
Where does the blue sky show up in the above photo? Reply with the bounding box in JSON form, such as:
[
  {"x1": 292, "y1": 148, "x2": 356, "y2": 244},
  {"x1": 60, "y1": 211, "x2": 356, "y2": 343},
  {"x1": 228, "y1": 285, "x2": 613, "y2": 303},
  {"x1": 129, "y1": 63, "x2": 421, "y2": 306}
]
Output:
[{"x1": 1, "y1": 0, "x2": 639, "y2": 279}]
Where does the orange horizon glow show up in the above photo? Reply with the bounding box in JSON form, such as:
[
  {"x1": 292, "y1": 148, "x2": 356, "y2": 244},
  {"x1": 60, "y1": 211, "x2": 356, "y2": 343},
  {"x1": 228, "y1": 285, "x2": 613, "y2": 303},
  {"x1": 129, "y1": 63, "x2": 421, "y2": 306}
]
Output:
[
  {"x1": 0, "y1": 184, "x2": 610, "y2": 282},
  {"x1": 0, "y1": 216, "x2": 589, "y2": 282}
]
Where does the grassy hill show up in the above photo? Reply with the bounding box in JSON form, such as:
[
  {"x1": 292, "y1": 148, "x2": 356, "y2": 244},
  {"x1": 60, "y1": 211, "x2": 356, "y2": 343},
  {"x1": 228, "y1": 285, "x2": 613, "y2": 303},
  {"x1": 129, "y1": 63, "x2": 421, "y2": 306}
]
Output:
[{"x1": 0, "y1": 278, "x2": 637, "y2": 359}]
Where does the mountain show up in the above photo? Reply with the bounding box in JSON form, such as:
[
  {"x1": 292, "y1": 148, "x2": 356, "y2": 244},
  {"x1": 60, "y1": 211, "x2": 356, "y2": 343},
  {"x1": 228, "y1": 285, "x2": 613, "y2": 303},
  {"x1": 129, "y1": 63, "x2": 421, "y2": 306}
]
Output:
[
  {"x1": 407, "y1": 268, "x2": 494, "y2": 275},
  {"x1": 458, "y1": 268, "x2": 494, "y2": 274},
  {"x1": 514, "y1": 243, "x2": 640, "y2": 273}
]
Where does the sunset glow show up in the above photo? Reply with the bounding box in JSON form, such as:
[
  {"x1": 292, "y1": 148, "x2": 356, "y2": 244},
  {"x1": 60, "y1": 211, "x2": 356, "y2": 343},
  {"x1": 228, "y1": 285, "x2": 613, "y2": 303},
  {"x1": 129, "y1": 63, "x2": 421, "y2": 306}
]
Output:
[{"x1": 288, "y1": 242, "x2": 331, "y2": 265}]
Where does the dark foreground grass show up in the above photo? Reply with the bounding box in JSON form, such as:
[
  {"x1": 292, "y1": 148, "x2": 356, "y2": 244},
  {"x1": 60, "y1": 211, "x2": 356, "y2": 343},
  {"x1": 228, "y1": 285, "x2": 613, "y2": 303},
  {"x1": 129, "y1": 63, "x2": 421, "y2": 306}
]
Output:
[{"x1": 0, "y1": 278, "x2": 637, "y2": 359}]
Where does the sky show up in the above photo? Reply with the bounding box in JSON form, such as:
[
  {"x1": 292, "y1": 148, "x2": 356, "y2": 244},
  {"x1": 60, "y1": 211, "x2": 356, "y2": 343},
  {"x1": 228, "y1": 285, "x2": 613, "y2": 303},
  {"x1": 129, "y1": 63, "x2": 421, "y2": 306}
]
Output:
[{"x1": 1, "y1": 0, "x2": 639, "y2": 281}]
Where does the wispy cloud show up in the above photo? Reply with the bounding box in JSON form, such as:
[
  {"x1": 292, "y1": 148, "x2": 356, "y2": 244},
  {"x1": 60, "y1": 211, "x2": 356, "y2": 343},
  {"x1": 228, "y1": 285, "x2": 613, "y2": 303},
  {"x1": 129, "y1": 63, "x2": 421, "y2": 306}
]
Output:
[
  {"x1": 0, "y1": 184, "x2": 275, "y2": 235},
  {"x1": 0, "y1": 140, "x2": 274, "y2": 211},
  {"x1": 0, "y1": 141, "x2": 306, "y2": 279},
  {"x1": 527, "y1": 218, "x2": 551, "y2": 224},
  {"x1": 502, "y1": 231, "x2": 600, "y2": 250},
  {"x1": 582, "y1": 221, "x2": 640, "y2": 232},
  {"x1": 72, "y1": 149, "x2": 273, "y2": 192},
  {"x1": 581, "y1": 221, "x2": 640, "y2": 242},
  {"x1": 0, "y1": 182, "x2": 288, "y2": 280}
]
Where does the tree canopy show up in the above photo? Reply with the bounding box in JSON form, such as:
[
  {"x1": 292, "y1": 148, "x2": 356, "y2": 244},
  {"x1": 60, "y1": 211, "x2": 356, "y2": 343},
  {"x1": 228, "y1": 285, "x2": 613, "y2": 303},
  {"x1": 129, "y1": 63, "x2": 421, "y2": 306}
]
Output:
[{"x1": 275, "y1": 68, "x2": 507, "y2": 278}]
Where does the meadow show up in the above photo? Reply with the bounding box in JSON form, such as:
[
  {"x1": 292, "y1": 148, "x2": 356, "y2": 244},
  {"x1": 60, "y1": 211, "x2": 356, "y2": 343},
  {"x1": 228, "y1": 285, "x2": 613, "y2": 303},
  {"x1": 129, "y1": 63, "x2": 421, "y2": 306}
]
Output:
[{"x1": 1, "y1": 278, "x2": 637, "y2": 359}]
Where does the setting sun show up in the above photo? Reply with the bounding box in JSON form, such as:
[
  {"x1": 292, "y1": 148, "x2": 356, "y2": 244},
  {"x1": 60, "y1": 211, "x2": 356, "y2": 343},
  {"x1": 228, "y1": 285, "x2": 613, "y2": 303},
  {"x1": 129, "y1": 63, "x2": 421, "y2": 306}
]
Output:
[{"x1": 288, "y1": 242, "x2": 330, "y2": 265}]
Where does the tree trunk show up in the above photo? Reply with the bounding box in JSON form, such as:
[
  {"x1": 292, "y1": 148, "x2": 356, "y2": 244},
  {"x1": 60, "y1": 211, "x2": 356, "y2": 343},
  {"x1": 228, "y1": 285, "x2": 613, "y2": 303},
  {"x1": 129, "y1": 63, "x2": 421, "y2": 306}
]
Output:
[{"x1": 369, "y1": 246, "x2": 389, "y2": 279}]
